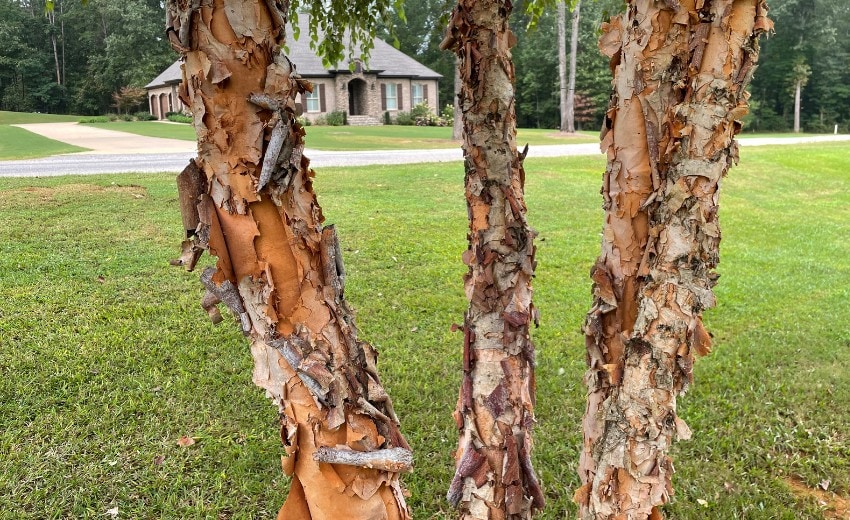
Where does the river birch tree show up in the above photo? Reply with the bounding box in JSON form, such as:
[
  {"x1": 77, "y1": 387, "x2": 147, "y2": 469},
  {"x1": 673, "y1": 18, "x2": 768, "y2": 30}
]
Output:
[
  {"x1": 166, "y1": 1, "x2": 411, "y2": 518},
  {"x1": 576, "y1": 1, "x2": 771, "y2": 518},
  {"x1": 442, "y1": 0, "x2": 544, "y2": 517}
]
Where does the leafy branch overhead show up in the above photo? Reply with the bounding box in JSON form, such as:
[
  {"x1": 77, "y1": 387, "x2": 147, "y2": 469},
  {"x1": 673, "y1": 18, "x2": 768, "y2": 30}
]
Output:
[
  {"x1": 44, "y1": 0, "x2": 86, "y2": 11},
  {"x1": 524, "y1": 0, "x2": 582, "y2": 29},
  {"x1": 289, "y1": 0, "x2": 406, "y2": 68}
]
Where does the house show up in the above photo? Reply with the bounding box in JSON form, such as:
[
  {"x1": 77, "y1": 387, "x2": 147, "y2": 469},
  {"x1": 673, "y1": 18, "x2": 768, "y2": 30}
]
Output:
[
  {"x1": 145, "y1": 25, "x2": 442, "y2": 125},
  {"x1": 145, "y1": 60, "x2": 184, "y2": 120}
]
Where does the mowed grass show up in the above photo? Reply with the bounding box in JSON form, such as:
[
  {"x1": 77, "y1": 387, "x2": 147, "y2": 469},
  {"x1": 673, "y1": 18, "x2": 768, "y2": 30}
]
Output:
[
  {"x1": 81, "y1": 120, "x2": 598, "y2": 149},
  {"x1": 0, "y1": 143, "x2": 848, "y2": 519},
  {"x1": 738, "y1": 132, "x2": 836, "y2": 138},
  {"x1": 297, "y1": 126, "x2": 599, "y2": 149},
  {"x1": 0, "y1": 111, "x2": 89, "y2": 159},
  {"x1": 0, "y1": 110, "x2": 85, "y2": 125},
  {"x1": 0, "y1": 125, "x2": 87, "y2": 160}
]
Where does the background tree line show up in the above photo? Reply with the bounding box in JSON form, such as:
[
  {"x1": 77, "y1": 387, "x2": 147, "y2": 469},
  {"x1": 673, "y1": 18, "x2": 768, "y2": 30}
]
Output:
[
  {"x1": 375, "y1": 0, "x2": 850, "y2": 133},
  {"x1": 0, "y1": 0, "x2": 172, "y2": 115},
  {"x1": 2, "y1": 0, "x2": 849, "y2": 132},
  {"x1": 748, "y1": 0, "x2": 850, "y2": 132}
]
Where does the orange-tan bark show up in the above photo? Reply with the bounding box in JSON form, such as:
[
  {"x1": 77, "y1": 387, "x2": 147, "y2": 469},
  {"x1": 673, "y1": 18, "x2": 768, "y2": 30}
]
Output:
[
  {"x1": 442, "y1": 1, "x2": 543, "y2": 518},
  {"x1": 577, "y1": 1, "x2": 771, "y2": 518},
  {"x1": 166, "y1": 1, "x2": 410, "y2": 518}
]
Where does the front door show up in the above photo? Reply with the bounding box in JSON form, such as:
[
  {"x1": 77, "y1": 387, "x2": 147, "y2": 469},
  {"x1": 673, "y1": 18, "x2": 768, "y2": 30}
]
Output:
[{"x1": 347, "y1": 79, "x2": 367, "y2": 116}]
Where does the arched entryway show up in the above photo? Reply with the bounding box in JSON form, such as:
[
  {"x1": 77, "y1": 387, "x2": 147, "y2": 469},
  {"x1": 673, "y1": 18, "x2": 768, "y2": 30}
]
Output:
[
  {"x1": 347, "y1": 78, "x2": 368, "y2": 116},
  {"x1": 159, "y1": 93, "x2": 169, "y2": 119}
]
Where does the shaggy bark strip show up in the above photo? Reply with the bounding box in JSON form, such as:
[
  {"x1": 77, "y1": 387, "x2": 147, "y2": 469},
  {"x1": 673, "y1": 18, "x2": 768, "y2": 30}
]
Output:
[
  {"x1": 166, "y1": 1, "x2": 411, "y2": 518},
  {"x1": 577, "y1": 1, "x2": 770, "y2": 518},
  {"x1": 442, "y1": 1, "x2": 543, "y2": 518}
]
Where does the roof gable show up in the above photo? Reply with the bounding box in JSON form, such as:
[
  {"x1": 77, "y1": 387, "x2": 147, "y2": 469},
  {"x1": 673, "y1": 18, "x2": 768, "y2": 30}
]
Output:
[
  {"x1": 146, "y1": 22, "x2": 442, "y2": 89},
  {"x1": 145, "y1": 60, "x2": 183, "y2": 89}
]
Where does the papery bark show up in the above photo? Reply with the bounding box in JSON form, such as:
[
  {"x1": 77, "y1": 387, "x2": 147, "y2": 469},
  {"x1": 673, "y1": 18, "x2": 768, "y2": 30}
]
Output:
[
  {"x1": 166, "y1": 1, "x2": 410, "y2": 518},
  {"x1": 576, "y1": 1, "x2": 771, "y2": 518},
  {"x1": 453, "y1": 55, "x2": 464, "y2": 141},
  {"x1": 441, "y1": 0, "x2": 543, "y2": 518}
]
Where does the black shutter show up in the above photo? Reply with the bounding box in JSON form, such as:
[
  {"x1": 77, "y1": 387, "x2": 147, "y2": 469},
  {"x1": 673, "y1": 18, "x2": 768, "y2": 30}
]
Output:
[
  {"x1": 381, "y1": 84, "x2": 387, "y2": 111},
  {"x1": 423, "y1": 84, "x2": 429, "y2": 105},
  {"x1": 397, "y1": 83, "x2": 403, "y2": 110},
  {"x1": 319, "y1": 84, "x2": 326, "y2": 112}
]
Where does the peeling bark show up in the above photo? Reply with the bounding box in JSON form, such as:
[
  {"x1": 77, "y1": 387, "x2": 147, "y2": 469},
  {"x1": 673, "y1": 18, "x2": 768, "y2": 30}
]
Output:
[
  {"x1": 442, "y1": 1, "x2": 543, "y2": 518},
  {"x1": 577, "y1": 1, "x2": 771, "y2": 518},
  {"x1": 166, "y1": 1, "x2": 410, "y2": 518}
]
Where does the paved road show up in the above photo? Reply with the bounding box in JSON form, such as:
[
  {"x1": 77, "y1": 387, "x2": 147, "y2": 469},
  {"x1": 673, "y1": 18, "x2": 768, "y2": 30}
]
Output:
[
  {"x1": 1, "y1": 128, "x2": 848, "y2": 178},
  {"x1": 0, "y1": 152, "x2": 198, "y2": 177},
  {"x1": 0, "y1": 144, "x2": 601, "y2": 177}
]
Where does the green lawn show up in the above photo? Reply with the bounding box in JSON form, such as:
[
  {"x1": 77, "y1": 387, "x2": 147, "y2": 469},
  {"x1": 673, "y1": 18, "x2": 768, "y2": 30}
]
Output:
[
  {"x1": 0, "y1": 125, "x2": 87, "y2": 160},
  {"x1": 738, "y1": 132, "x2": 836, "y2": 138},
  {"x1": 295, "y1": 125, "x2": 599, "y2": 149},
  {"x1": 0, "y1": 110, "x2": 86, "y2": 125},
  {"x1": 81, "y1": 120, "x2": 599, "y2": 149},
  {"x1": 81, "y1": 121, "x2": 198, "y2": 142},
  {"x1": 0, "y1": 143, "x2": 847, "y2": 519},
  {"x1": 0, "y1": 111, "x2": 90, "y2": 159}
]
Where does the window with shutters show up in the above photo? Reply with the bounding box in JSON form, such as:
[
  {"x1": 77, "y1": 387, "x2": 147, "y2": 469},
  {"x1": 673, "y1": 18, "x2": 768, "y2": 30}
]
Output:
[
  {"x1": 412, "y1": 84, "x2": 424, "y2": 106},
  {"x1": 305, "y1": 88, "x2": 321, "y2": 112},
  {"x1": 384, "y1": 83, "x2": 398, "y2": 110}
]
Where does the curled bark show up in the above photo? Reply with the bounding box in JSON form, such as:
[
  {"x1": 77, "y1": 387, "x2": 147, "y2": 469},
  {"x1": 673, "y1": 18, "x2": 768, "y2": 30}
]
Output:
[
  {"x1": 313, "y1": 446, "x2": 414, "y2": 473},
  {"x1": 166, "y1": 1, "x2": 410, "y2": 518},
  {"x1": 577, "y1": 1, "x2": 771, "y2": 518},
  {"x1": 444, "y1": 1, "x2": 542, "y2": 518}
]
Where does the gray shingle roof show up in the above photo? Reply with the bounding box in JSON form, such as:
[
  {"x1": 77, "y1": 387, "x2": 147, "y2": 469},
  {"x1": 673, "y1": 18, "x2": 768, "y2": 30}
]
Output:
[
  {"x1": 144, "y1": 60, "x2": 183, "y2": 89},
  {"x1": 146, "y1": 21, "x2": 441, "y2": 89}
]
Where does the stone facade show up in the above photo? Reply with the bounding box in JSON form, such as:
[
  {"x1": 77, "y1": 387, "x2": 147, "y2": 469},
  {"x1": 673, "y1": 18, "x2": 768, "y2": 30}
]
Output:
[
  {"x1": 147, "y1": 84, "x2": 186, "y2": 120},
  {"x1": 333, "y1": 72, "x2": 379, "y2": 117},
  {"x1": 297, "y1": 74, "x2": 440, "y2": 123}
]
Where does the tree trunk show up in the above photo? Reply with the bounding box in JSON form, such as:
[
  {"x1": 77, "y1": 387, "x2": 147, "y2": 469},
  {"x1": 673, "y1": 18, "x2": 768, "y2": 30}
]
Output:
[
  {"x1": 48, "y1": 9, "x2": 61, "y2": 85},
  {"x1": 794, "y1": 79, "x2": 802, "y2": 133},
  {"x1": 566, "y1": 0, "x2": 580, "y2": 134},
  {"x1": 452, "y1": 55, "x2": 463, "y2": 140},
  {"x1": 60, "y1": 0, "x2": 65, "y2": 86},
  {"x1": 441, "y1": 1, "x2": 543, "y2": 518},
  {"x1": 576, "y1": 1, "x2": 771, "y2": 518},
  {"x1": 165, "y1": 1, "x2": 411, "y2": 518},
  {"x1": 558, "y1": 0, "x2": 568, "y2": 133}
]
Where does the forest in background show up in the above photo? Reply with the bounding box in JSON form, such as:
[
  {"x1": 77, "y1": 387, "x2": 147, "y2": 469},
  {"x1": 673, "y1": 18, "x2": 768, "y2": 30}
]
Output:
[
  {"x1": 0, "y1": 0, "x2": 172, "y2": 115},
  {"x1": 1, "y1": 0, "x2": 848, "y2": 132}
]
